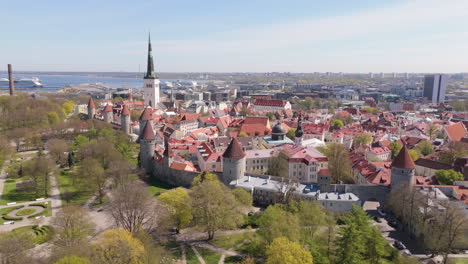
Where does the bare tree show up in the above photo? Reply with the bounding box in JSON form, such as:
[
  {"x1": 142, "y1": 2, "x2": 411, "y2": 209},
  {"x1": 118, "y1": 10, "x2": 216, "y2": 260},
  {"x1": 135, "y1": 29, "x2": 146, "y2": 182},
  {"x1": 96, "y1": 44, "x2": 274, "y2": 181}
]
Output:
[
  {"x1": 52, "y1": 205, "x2": 95, "y2": 248},
  {"x1": 109, "y1": 182, "x2": 168, "y2": 233},
  {"x1": 47, "y1": 138, "x2": 69, "y2": 165}
]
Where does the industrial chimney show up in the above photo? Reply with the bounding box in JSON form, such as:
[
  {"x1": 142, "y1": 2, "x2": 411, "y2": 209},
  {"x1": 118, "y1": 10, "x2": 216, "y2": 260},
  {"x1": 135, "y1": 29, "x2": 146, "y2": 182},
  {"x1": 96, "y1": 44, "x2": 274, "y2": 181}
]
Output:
[{"x1": 7, "y1": 64, "x2": 15, "y2": 95}]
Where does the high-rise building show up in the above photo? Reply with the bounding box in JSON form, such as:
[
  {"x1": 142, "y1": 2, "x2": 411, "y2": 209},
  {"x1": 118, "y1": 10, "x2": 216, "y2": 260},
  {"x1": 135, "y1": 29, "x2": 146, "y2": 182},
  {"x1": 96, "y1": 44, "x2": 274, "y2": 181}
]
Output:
[
  {"x1": 423, "y1": 74, "x2": 447, "y2": 103},
  {"x1": 143, "y1": 34, "x2": 160, "y2": 107}
]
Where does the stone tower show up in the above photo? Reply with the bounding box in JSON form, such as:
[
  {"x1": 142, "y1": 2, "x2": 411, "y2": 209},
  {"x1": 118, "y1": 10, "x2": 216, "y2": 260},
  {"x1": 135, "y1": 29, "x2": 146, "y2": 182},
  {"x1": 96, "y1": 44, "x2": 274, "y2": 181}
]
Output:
[
  {"x1": 222, "y1": 137, "x2": 246, "y2": 184},
  {"x1": 143, "y1": 34, "x2": 160, "y2": 107},
  {"x1": 121, "y1": 104, "x2": 131, "y2": 134},
  {"x1": 103, "y1": 104, "x2": 113, "y2": 123},
  {"x1": 390, "y1": 144, "x2": 415, "y2": 189},
  {"x1": 138, "y1": 107, "x2": 152, "y2": 139},
  {"x1": 87, "y1": 97, "x2": 95, "y2": 120},
  {"x1": 139, "y1": 121, "x2": 156, "y2": 172},
  {"x1": 294, "y1": 114, "x2": 304, "y2": 145}
]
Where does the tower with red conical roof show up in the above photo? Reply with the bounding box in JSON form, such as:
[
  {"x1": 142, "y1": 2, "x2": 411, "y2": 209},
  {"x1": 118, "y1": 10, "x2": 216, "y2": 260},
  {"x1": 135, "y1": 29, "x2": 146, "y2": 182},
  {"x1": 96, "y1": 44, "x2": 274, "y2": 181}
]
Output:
[
  {"x1": 139, "y1": 121, "x2": 156, "y2": 171},
  {"x1": 103, "y1": 104, "x2": 113, "y2": 123},
  {"x1": 87, "y1": 97, "x2": 95, "y2": 120},
  {"x1": 222, "y1": 137, "x2": 246, "y2": 184},
  {"x1": 121, "y1": 104, "x2": 131, "y2": 134},
  {"x1": 390, "y1": 144, "x2": 415, "y2": 189},
  {"x1": 138, "y1": 107, "x2": 152, "y2": 140}
]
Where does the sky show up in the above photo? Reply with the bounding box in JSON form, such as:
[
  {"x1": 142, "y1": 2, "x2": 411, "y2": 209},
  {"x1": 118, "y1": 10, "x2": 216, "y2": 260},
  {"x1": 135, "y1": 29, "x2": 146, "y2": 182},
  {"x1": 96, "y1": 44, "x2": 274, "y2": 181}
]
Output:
[{"x1": 1, "y1": 0, "x2": 468, "y2": 73}]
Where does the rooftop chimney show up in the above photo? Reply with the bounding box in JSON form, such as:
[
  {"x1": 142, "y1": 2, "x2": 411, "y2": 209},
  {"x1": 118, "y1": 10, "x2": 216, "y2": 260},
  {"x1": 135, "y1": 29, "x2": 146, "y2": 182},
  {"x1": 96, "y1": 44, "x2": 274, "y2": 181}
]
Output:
[{"x1": 7, "y1": 64, "x2": 14, "y2": 95}]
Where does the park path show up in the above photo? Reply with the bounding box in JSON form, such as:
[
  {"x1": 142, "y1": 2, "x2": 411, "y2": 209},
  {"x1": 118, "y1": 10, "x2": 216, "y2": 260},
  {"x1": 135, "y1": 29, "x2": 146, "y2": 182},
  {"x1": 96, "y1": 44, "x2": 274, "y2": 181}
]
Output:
[
  {"x1": 0, "y1": 159, "x2": 10, "y2": 202},
  {"x1": 191, "y1": 245, "x2": 206, "y2": 264}
]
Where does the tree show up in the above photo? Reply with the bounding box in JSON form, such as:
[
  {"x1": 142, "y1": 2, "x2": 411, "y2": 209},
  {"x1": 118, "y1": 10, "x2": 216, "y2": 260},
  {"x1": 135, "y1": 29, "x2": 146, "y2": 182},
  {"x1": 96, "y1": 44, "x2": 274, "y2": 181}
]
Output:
[
  {"x1": 23, "y1": 155, "x2": 54, "y2": 197},
  {"x1": 0, "y1": 231, "x2": 34, "y2": 264},
  {"x1": 72, "y1": 135, "x2": 89, "y2": 150},
  {"x1": 330, "y1": 119, "x2": 344, "y2": 129},
  {"x1": 266, "y1": 112, "x2": 275, "y2": 121},
  {"x1": 288, "y1": 201, "x2": 327, "y2": 240},
  {"x1": 48, "y1": 111, "x2": 60, "y2": 125},
  {"x1": 78, "y1": 158, "x2": 106, "y2": 203},
  {"x1": 317, "y1": 143, "x2": 353, "y2": 183},
  {"x1": 415, "y1": 141, "x2": 433, "y2": 156},
  {"x1": 192, "y1": 171, "x2": 219, "y2": 186},
  {"x1": 232, "y1": 188, "x2": 253, "y2": 207},
  {"x1": 93, "y1": 229, "x2": 146, "y2": 264},
  {"x1": 238, "y1": 131, "x2": 249, "y2": 137},
  {"x1": 110, "y1": 182, "x2": 165, "y2": 233},
  {"x1": 258, "y1": 205, "x2": 301, "y2": 243},
  {"x1": 353, "y1": 133, "x2": 373, "y2": 146},
  {"x1": 363, "y1": 107, "x2": 378, "y2": 114},
  {"x1": 389, "y1": 141, "x2": 402, "y2": 158},
  {"x1": 439, "y1": 141, "x2": 468, "y2": 164},
  {"x1": 158, "y1": 188, "x2": 192, "y2": 233},
  {"x1": 448, "y1": 99, "x2": 467, "y2": 112},
  {"x1": 427, "y1": 124, "x2": 439, "y2": 140},
  {"x1": 266, "y1": 153, "x2": 289, "y2": 178},
  {"x1": 286, "y1": 128, "x2": 296, "y2": 140},
  {"x1": 435, "y1": 169, "x2": 463, "y2": 185},
  {"x1": 52, "y1": 206, "x2": 94, "y2": 248},
  {"x1": 48, "y1": 138, "x2": 69, "y2": 165},
  {"x1": 190, "y1": 180, "x2": 244, "y2": 240},
  {"x1": 265, "y1": 237, "x2": 313, "y2": 264},
  {"x1": 408, "y1": 149, "x2": 420, "y2": 161},
  {"x1": 54, "y1": 255, "x2": 91, "y2": 264},
  {"x1": 62, "y1": 101, "x2": 75, "y2": 115},
  {"x1": 0, "y1": 136, "x2": 12, "y2": 167}
]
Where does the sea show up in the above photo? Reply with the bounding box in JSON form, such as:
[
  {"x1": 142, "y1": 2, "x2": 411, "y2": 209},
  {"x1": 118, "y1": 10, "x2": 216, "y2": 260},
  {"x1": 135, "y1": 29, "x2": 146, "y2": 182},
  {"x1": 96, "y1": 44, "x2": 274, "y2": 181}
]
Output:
[{"x1": 0, "y1": 74, "x2": 213, "y2": 93}]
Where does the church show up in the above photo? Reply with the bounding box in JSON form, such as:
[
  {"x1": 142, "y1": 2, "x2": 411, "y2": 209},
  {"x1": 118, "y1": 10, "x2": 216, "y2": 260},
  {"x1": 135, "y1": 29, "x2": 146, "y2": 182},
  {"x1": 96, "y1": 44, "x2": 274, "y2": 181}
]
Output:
[{"x1": 143, "y1": 34, "x2": 160, "y2": 108}]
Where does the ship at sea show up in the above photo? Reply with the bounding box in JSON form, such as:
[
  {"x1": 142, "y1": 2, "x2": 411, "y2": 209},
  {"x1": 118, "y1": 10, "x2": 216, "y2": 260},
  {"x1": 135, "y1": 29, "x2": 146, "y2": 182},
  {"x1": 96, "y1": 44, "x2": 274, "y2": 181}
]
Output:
[{"x1": 0, "y1": 77, "x2": 43, "y2": 88}]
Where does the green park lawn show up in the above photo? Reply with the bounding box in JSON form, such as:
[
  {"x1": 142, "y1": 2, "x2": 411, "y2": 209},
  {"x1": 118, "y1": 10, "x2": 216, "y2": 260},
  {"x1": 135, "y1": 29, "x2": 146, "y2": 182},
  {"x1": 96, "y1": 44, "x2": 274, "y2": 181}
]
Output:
[
  {"x1": 196, "y1": 247, "x2": 222, "y2": 264},
  {"x1": 0, "y1": 225, "x2": 55, "y2": 245},
  {"x1": 0, "y1": 180, "x2": 39, "y2": 205},
  {"x1": 450, "y1": 259, "x2": 468, "y2": 264},
  {"x1": 147, "y1": 177, "x2": 175, "y2": 197},
  {"x1": 56, "y1": 169, "x2": 92, "y2": 205}
]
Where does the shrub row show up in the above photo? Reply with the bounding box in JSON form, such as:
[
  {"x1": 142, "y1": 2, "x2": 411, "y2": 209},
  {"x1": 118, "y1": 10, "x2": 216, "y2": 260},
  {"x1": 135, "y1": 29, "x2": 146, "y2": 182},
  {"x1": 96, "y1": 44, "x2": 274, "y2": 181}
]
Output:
[{"x1": 2, "y1": 215, "x2": 22, "y2": 221}]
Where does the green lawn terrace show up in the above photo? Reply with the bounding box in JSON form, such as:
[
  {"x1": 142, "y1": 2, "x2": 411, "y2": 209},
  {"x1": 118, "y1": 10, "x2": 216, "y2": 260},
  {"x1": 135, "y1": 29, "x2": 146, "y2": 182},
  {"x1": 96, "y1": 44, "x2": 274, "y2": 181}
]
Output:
[
  {"x1": 0, "y1": 225, "x2": 54, "y2": 245},
  {"x1": 0, "y1": 202, "x2": 51, "y2": 224}
]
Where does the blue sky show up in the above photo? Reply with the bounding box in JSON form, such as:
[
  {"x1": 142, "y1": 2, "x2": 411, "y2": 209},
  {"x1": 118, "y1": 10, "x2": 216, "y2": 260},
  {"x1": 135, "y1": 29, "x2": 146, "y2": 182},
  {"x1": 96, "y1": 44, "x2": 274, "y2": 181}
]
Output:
[{"x1": 1, "y1": 0, "x2": 468, "y2": 72}]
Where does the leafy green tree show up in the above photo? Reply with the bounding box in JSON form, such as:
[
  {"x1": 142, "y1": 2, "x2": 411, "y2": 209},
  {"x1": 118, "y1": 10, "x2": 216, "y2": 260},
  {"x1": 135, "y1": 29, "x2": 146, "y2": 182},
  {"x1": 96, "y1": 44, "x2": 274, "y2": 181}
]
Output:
[
  {"x1": 192, "y1": 171, "x2": 219, "y2": 186},
  {"x1": 54, "y1": 255, "x2": 91, "y2": 264},
  {"x1": 353, "y1": 133, "x2": 373, "y2": 146},
  {"x1": 93, "y1": 229, "x2": 146, "y2": 264},
  {"x1": 78, "y1": 158, "x2": 106, "y2": 203},
  {"x1": 232, "y1": 188, "x2": 253, "y2": 207},
  {"x1": 258, "y1": 205, "x2": 301, "y2": 243},
  {"x1": 238, "y1": 131, "x2": 249, "y2": 137},
  {"x1": 317, "y1": 143, "x2": 353, "y2": 183},
  {"x1": 286, "y1": 128, "x2": 297, "y2": 140},
  {"x1": 435, "y1": 169, "x2": 464, "y2": 185},
  {"x1": 190, "y1": 180, "x2": 244, "y2": 239},
  {"x1": 408, "y1": 149, "x2": 420, "y2": 161},
  {"x1": 265, "y1": 237, "x2": 313, "y2": 264},
  {"x1": 389, "y1": 141, "x2": 402, "y2": 158},
  {"x1": 266, "y1": 153, "x2": 289, "y2": 178},
  {"x1": 287, "y1": 201, "x2": 327, "y2": 240},
  {"x1": 48, "y1": 111, "x2": 60, "y2": 126},
  {"x1": 158, "y1": 188, "x2": 192, "y2": 232},
  {"x1": 427, "y1": 124, "x2": 439, "y2": 140},
  {"x1": 62, "y1": 101, "x2": 75, "y2": 115},
  {"x1": 449, "y1": 99, "x2": 467, "y2": 112},
  {"x1": 331, "y1": 119, "x2": 344, "y2": 129},
  {"x1": 363, "y1": 107, "x2": 378, "y2": 114},
  {"x1": 72, "y1": 135, "x2": 89, "y2": 150},
  {"x1": 439, "y1": 141, "x2": 468, "y2": 164},
  {"x1": 415, "y1": 141, "x2": 433, "y2": 156}
]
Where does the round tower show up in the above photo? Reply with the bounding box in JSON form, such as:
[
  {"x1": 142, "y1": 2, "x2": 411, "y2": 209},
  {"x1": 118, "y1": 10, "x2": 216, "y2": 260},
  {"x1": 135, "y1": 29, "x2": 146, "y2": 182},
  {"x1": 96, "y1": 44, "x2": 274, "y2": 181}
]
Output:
[
  {"x1": 87, "y1": 97, "x2": 95, "y2": 120},
  {"x1": 390, "y1": 144, "x2": 415, "y2": 189},
  {"x1": 103, "y1": 104, "x2": 113, "y2": 123},
  {"x1": 222, "y1": 137, "x2": 246, "y2": 184},
  {"x1": 271, "y1": 122, "x2": 286, "y2": 141},
  {"x1": 139, "y1": 121, "x2": 156, "y2": 172},
  {"x1": 138, "y1": 107, "x2": 152, "y2": 139},
  {"x1": 121, "y1": 104, "x2": 131, "y2": 134}
]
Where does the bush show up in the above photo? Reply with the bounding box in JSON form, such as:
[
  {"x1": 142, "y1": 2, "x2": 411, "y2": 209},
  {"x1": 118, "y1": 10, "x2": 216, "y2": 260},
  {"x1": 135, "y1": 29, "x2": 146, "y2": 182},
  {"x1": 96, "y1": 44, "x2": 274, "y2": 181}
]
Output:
[
  {"x1": 242, "y1": 212, "x2": 262, "y2": 228},
  {"x1": 2, "y1": 215, "x2": 23, "y2": 221},
  {"x1": 29, "y1": 202, "x2": 48, "y2": 208},
  {"x1": 16, "y1": 208, "x2": 36, "y2": 216}
]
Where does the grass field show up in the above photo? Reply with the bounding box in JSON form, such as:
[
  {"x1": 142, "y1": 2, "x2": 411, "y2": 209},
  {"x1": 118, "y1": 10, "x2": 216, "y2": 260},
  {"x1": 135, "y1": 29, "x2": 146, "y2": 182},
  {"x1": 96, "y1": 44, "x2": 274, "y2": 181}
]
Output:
[
  {"x1": 0, "y1": 225, "x2": 55, "y2": 245},
  {"x1": 147, "y1": 177, "x2": 175, "y2": 197},
  {"x1": 56, "y1": 169, "x2": 92, "y2": 205},
  {"x1": 186, "y1": 246, "x2": 199, "y2": 264},
  {"x1": 450, "y1": 259, "x2": 468, "y2": 264},
  {"x1": 197, "y1": 247, "x2": 222, "y2": 264},
  {"x1": 0, "y1": 181, "x2": 39, "y2": 205}
]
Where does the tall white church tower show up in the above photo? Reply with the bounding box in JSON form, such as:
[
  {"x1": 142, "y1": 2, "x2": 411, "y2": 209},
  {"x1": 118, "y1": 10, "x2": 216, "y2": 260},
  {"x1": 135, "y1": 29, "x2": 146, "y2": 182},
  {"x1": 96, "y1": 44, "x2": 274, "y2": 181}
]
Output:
[{"x1": 143, "y1": 34, "x2": 160, "y2": 107}]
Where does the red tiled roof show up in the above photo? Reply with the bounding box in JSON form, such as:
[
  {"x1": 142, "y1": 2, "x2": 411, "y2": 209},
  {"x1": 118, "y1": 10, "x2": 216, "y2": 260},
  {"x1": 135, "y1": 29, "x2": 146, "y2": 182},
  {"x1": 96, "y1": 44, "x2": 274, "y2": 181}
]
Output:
[
  {"x1": 223, "y1": 137, "x2": 246, "y2": 159},
  {"x1": 121, "y1": 104, "x2": 130, "y2": 116},
  {"x1": 253, "y1": 99, "x2": 287, "y2": 107},
  {"x1": 103, "y1": 104, "x2": 113, "y2": 112},
  {"x1": 445, "y1": 122, "x2": 467, "y2": 141},
  {"x1": 88, "y1": 97, "x2": 95, "y2": 109},
  {"x1": 141, "y1": 122, "x2": 155, "y2": 140},
  {"x1": 139, "y1": 107, "x2": 152, "y2": 121},
  {"x1": 243, "y1": 116, "x2": 269, "y2": 126},
  {"x1": 391, "y1": 145, "x2": 415, "y2": 169}
]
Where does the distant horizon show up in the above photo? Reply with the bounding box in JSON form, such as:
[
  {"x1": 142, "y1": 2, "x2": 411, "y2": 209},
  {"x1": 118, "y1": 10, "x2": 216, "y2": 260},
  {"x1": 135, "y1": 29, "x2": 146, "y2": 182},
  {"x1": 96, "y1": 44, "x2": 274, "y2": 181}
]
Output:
[{"x1": 1, "y1": 0, "x2": 468, "y2": 72}]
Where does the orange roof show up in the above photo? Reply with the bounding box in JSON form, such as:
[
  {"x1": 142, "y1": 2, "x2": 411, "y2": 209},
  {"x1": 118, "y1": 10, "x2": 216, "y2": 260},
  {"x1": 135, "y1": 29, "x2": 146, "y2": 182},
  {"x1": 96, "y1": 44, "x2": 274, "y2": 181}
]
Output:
[
  {"x1": 103, "y1": 104, "x2": 113, "y2": 112},
  {"x1": 87, "y1": 97, "x2": 95, "y2": 109},
  {"x1": 445, "y1": 122, "x2": 467, "y2": 141},
  {"x1": 223, "y1": 137, "x2": 246, "y2": 159},
  {"x1": 121, "y1": 104, "x2": 130, "y2": 116},
  {"x1": 139, "y1": 107, "x2": 152, "y2": 120},
  {"x1": 141, "y1": 122, "x2": 155, "y2": 140}
]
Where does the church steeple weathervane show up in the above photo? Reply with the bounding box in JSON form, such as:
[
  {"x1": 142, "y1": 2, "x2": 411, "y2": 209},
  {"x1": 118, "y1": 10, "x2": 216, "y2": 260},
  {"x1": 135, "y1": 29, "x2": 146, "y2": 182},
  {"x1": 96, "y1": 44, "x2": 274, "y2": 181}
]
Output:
[{"x1": 145, "y1": 33, "x2": 157, "y2": 79}]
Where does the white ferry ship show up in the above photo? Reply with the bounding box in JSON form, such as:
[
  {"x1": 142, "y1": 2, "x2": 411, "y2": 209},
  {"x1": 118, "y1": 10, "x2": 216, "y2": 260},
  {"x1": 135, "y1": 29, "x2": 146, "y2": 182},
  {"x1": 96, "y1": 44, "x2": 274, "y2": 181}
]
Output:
[{"x1": 0, "y1": 77, "x2": 43, "y2": 88}]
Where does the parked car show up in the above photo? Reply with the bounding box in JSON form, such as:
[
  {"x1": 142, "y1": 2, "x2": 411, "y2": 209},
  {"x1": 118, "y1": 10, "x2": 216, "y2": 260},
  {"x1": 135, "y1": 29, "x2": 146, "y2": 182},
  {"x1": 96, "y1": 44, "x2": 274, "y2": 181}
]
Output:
[
  {"x1": 377, "y1": 208, "x2": 387, "y2": 217},
  {"x1": 394, "y1": 240, "x2": 406, "y2": 250},
  {"x1": 373, "y1": 216, "x2": 382, "y2": 223}
]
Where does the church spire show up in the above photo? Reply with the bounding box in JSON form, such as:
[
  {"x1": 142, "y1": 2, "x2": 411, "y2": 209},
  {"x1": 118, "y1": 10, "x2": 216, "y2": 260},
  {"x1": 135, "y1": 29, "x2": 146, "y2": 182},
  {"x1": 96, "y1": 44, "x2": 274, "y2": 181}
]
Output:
[{"x1": 145, "y1": 33, "x2": 157, "y2": 79}]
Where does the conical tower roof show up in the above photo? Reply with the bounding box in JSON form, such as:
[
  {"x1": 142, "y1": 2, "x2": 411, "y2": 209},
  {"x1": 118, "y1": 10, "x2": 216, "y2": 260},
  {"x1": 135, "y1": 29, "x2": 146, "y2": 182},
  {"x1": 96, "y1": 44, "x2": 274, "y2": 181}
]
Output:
[
  {"x1": 121, "y1": 104, "x2": 130, "y2": 116},
  {"x1": 88, "y1": 97, "x2": 95, "y2": 109},
  {"x1": 223, "y1": 137, "x2": 246, "y2": 159},
  {"x1": 141, "y1": 121, "x2": 155, "y2": 140},
  {"x1": 139, "y1": 107, "x2": 152, "y2": 120},
  {"x1": 391, "y1": 144, "x2": 415, "y2": 169},
  {"x1": 103, "y1": 104, "x2": 113, "y2": 112}
]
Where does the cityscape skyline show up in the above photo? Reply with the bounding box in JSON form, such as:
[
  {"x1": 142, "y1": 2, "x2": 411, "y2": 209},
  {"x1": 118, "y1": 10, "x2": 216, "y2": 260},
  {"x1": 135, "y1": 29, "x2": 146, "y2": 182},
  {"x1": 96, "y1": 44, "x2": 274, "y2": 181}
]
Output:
[{"x1": 1, "y1": 0, "x2": 468, "y2": 73}]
